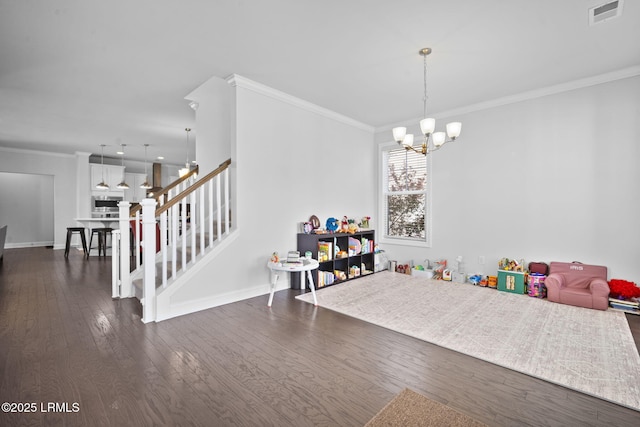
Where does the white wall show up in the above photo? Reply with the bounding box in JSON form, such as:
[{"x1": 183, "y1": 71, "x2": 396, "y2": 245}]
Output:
[
  {"x1": 0, "y1": 148, "x2": 80, "y2": 249},
  {"x1": 0, "y1": 172, "x2": 54, "y2": 247},
  {"x1": 376, "y1": 75, "x2": 640, "y2": 282},
  {"x1": 185, "y1": 75, "x2": 233, "y2": 173},
  {"x1": 171, "y1": 76, "x2": 375, "y2": 306}
]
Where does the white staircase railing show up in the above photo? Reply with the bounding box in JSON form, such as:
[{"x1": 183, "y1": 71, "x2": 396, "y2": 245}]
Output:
[{"x1": 112, "y1": 159, "x2": 232, "y2": 323}]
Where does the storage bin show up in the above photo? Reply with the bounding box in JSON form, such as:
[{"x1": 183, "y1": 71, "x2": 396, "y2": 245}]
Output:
[
  {"x1": 497, "y1": 270, "x2": 527, "y2": 294},
  {"x1": 527, "y1": 273, "x2": 547, "y2": 298}
]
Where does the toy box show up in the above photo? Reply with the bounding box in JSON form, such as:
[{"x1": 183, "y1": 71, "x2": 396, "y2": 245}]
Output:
[{"x1": 497, "y1": 270, "x2": 527, "y2": 294}]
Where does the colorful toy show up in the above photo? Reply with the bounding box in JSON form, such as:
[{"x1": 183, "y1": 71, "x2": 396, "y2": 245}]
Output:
[
  {"x1": 360, "y1": 216, "x2": 370, "y2": 229},
  {"x1": 270, "y1": 252, "x2": 279, "y2": 263},
  {"x1": 341, "y1": 216, "x2": 349, "y2": 232},
  {"x1": 325, "y1": 217, "x2": 339, "y2": 232}
]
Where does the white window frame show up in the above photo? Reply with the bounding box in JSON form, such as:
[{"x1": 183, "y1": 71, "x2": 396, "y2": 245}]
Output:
[{"x1": 378, "y1": 141, "x2": 432, "y2": 247}]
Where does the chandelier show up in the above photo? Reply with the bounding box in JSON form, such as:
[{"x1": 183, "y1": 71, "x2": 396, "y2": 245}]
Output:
[{"x1": 392, "y1": 48, "x2": 462, "y2": 155}]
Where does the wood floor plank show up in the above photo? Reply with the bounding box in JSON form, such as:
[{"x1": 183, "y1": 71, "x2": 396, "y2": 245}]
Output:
[{"x1": 1, "y1": 247, "x2": 639, "y2": 426}]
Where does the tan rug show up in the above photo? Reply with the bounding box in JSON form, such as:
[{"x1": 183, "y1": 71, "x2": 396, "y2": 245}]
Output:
[
  {"x1": 297, "y1": 271, "x2": 640, "y2": 411},
  {"x1": 366, "y1": 389, "x2": 486, "y2": 427}
]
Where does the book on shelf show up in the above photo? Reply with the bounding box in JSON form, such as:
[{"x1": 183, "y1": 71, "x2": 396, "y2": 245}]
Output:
[
  {"x1": 318, "y1": 270, "x2": 336, "y2": 288},
  {"x1": 360, "y1": 237, "x2": 374, "y2": 254},
  {"x1": 317, "y1": 241, "x2": 333, "y2": 263}
]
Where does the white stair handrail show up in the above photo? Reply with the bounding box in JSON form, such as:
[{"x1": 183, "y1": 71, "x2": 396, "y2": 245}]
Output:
[{"x1": 113, "y1": 159, "x2": 232, "y2": 323}]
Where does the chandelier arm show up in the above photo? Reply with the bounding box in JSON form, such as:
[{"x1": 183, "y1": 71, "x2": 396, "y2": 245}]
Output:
[{"x1": 404, "y1": 145, "x2": 422, "y2": 155}]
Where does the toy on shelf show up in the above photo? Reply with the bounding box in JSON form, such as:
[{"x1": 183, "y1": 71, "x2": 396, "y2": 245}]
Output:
[
  {"x1": 360, "y1": 216, "x2": 371, "y2": 229},
  {"x1": 302, "y1": 222, "x2": 313, "y2": 234},
  {"x1": 325, "y1": 217, "x2": 339, "y2": 232},
  {"x1": 498, "y1": 257, "x2": 525, "y2": 272},
  {"x1": 341, "y1": 216, "x2": 349, "y2": 233},
  {"x1": 270, "y1": 252, "x2": 279, "y2": 263}
]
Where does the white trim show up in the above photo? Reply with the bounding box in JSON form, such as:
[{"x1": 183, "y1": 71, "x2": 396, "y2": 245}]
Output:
[
  {"x1": 226, "y1": 74, "x2": 375, "y2": 133},
  {"x1": 378, "y1": 65, "x2": 640, "y2": 132},
  {"x1": 0, "y1": 145, "x2": 76, "y2": 158},
  {"x1": 378, "y1": 141, "x2": 432, "y2": 248},
  {"x1": 155, "y1": 279, "x2": 287, "y2": 322},
  {"x1": 4, "y1": 241, "x2": 54, "y2": 249}
]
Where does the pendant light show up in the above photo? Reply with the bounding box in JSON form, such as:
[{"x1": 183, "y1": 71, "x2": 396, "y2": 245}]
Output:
[
  {"x1": 140, "y1": 144, "x2": 152, "y2": 190},
  {"x1": 95, "y1": 144, "x2": 109, "y2": 190},
  {"x1": 179, "y1": 128, "x2": 192, "y2": 177},
  {"x1": 116, "y1": 143, "x2": 130, "y2": 189}
]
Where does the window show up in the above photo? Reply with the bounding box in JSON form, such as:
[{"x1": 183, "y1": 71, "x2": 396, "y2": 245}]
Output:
[{"x1": 379, "y1": 143, "x2": 431, "y2": 246}]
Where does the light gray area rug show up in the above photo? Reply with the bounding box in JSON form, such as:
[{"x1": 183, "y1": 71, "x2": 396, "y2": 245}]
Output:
[{"x1": 296, "y1": 271, "x2": 640, "y2": 411}]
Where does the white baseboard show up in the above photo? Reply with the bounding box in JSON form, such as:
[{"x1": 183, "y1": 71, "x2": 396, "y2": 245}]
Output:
[
  {"x1": 5, "y1": 241, "x2": 54, "y2": 249},
  {"x1": 155, "y1": 281, "x2": 290, "y2": 322}
]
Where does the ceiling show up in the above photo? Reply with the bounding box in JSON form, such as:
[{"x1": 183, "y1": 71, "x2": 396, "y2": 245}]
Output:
[{"x1": 1, "y1": 0, "x2": 638, "y2": 164}]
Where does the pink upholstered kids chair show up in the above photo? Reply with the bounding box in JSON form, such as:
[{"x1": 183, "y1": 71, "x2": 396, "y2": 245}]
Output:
[{"x1": 545, "y1": 262, "x2": 609, "y2": 310}]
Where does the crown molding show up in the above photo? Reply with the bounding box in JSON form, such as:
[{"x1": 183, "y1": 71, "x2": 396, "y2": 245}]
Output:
[
  {"x1": 0, "y1": 145, "x2": 76, "y2": 159},
  {"x1": 226, "y1": 74, "x2": 375, "y2": 133},
  {"x1": 378, "y1": 65, "x2": 640, "y2": 133}
]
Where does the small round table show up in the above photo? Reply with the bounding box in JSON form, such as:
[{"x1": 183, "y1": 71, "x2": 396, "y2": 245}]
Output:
[{"x1": 267, "y1": 258, "x2": 319, "y2": 307}]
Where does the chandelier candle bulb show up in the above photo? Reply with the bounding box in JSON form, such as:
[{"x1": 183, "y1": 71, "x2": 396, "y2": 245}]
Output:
[
  {"x1": 402, "y1": 133, "x2": 414, "y2": 149},
  {"x1": 446, "y1": 122, "x2": 462, "y2": 139},
  {"x1": 420, "y1": 118, "x2": 435, "y2": 136},
  {"x1": 392, "y1": 127, "x2": 407, "y2": 143}
]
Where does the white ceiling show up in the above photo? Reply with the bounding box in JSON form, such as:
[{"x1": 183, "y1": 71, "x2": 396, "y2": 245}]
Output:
[{"x1": 1, "y1": 0, "x2": 638, "y2": 164}]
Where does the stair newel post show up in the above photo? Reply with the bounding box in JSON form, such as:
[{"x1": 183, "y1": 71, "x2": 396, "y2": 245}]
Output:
[
  {"x1": 118, "y1": 201, "x2": 132, "y2": 297},
  {"x1": 141, "y1": 198, "x2": 158, "y2": 323}
]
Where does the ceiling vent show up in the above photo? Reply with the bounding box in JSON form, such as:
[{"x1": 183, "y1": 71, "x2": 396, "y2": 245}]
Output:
[{"x1": 589, "y1": 0, "x2": 623, "y2": 25}]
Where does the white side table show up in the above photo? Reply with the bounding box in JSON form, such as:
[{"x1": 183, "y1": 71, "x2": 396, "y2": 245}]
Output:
[{"x1": 267, "y1": 258, "x2": 319, "y2": 307}]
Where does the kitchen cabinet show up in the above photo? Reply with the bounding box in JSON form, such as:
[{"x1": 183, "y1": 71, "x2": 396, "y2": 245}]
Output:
[
  {"x1": 90, "y1": 164, "x2": 125, "y2": 192},
  {"x1": 123, "y1": 173, "x2": 150, "y2": 202}
]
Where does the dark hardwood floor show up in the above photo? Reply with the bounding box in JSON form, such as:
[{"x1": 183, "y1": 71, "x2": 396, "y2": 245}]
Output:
[{"x1": 1, "y1": 247, "x2": 639, "y2": 426}]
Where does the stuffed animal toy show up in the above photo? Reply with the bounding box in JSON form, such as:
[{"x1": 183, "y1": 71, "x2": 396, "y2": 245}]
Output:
[
  {"x1": 341, "y1": 216, "x2": 349, "y2": 232},
  {"x1": 325, "y1": 217, "x2": 339, "y2": 232}
]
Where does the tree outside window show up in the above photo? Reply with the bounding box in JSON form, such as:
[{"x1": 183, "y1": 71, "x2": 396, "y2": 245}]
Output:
[{"x1": 383, "y1": 147, "x2": 427, "y2": 241}]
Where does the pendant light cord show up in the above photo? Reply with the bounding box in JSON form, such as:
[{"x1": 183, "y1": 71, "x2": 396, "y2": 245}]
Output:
[{"x1": 423, "y1": 53, "x2": 428, "y2": 119}]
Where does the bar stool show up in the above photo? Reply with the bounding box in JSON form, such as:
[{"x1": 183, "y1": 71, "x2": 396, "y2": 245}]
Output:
[
  {"x1": 65, "y1": 227, "x2": 88, "y2": 257},
  {"x1": 88, "y1": 227, "x2": 113, "y2": 257}
]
